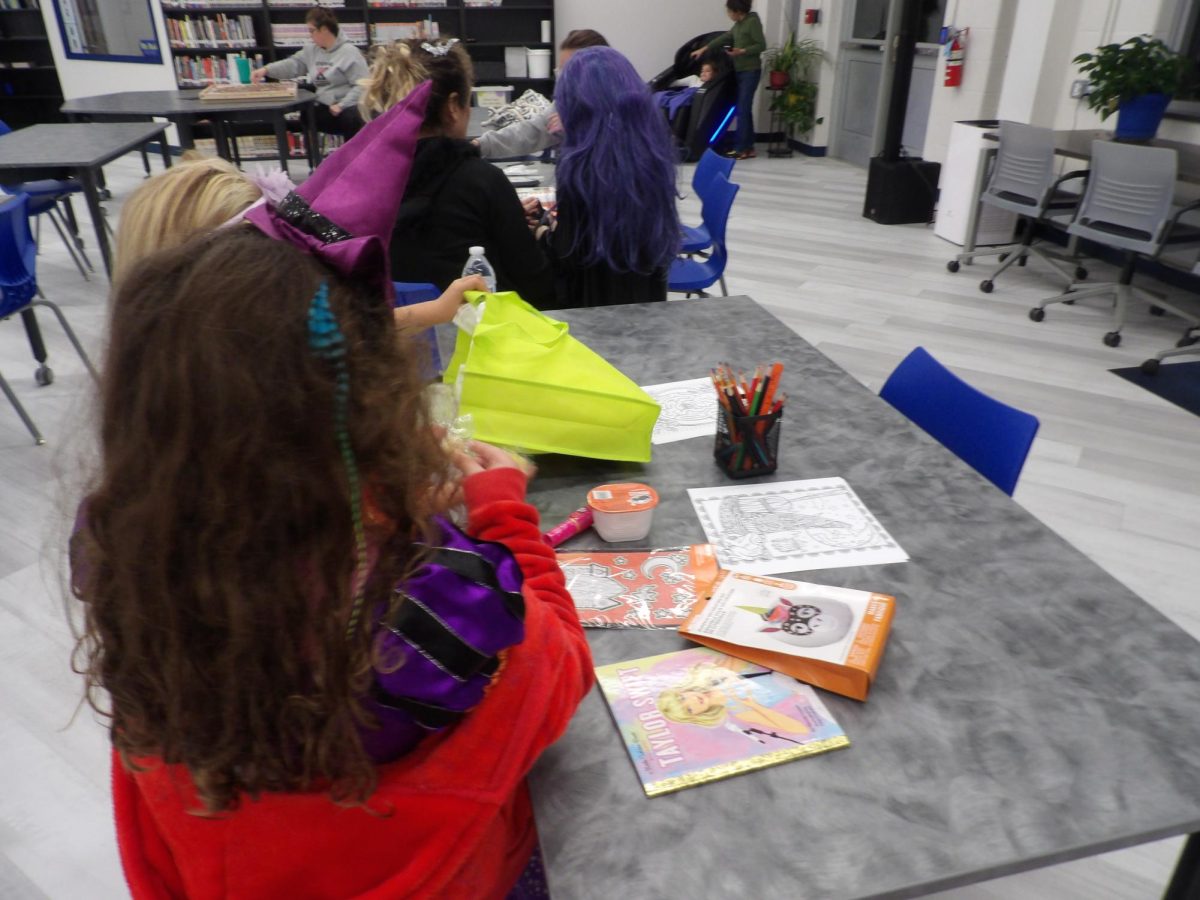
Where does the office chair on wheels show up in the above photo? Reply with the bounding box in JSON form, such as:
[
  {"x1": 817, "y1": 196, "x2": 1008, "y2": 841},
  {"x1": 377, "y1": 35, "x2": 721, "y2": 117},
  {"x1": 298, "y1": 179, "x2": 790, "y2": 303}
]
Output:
[
  {"x1": 946, "y1": 121, "x2": 1089, "y2": 293},
  {"x1": 1028, "y1": 141, "x2": 1200, "y2": 348}
]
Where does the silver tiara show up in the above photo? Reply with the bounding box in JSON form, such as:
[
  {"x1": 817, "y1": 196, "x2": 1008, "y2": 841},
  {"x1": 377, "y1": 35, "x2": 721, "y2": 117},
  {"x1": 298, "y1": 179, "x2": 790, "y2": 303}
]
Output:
[{"x1": 421, "y1": 38, "x2": 459, "y2": 57}]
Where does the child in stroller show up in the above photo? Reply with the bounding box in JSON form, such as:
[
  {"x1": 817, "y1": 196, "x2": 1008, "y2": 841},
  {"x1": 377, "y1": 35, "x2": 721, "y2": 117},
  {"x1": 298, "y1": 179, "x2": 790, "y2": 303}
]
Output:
[{"x1": 650, "y1": 32, "x2": 738, "y2": 162}]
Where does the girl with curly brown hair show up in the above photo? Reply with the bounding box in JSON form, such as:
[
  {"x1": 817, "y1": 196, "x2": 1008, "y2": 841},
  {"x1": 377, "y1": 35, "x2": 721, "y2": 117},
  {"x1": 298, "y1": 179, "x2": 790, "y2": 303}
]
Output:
[{"x1": 72, "y1": 85, "x2": 591, "y2": 900}]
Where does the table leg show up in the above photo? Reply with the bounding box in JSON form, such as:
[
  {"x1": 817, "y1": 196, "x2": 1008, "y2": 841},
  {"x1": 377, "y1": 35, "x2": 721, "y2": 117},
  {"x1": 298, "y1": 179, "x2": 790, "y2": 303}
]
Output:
[
  {"x1": 174, "y1": 116, "x2": 196, "y2": 152},
  {"x1": 159, "y1": 136, "x2": 172, "y2": 170},
  {"x1": 212, "y1": 120, "x2": 232, "y2": 162},
  {"x1": 305, "y1": 103, "x2": 321, "y2": 170},
  {"x1": 76, "y1": 166, "x2": 112, "y2": 278},
  {"x1": 1164, "y1": 833, "x2": 1200, "y2": 900},
  {"x1": 273, "y1": 113, "x2": 291, "y2": 177}
]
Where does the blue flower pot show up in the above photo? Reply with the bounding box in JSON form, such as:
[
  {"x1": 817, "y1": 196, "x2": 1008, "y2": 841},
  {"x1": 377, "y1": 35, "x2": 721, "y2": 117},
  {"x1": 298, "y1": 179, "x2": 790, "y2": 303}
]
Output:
[{"x1": 1115, "y1": 93, "x2": 1171, "y2": 141}]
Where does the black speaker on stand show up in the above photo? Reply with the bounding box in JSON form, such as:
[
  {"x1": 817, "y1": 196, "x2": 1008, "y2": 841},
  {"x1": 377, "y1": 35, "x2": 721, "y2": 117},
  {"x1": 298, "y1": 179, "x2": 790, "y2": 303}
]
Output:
[{"x1": 863, "y1": 0, "x2": 941, "y2": 225}]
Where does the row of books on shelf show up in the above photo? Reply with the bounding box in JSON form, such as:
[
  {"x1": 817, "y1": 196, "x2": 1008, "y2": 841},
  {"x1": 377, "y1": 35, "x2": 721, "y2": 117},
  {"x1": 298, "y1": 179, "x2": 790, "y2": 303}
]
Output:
[
  {"x1": 271, "y1": 21, "x2": 365, "y2": 44},
  {"x1": 370, "y1": 20, "x2": 438, "y2": 41},
  {"x1": 166, "y1": 14, "x2": 257, "y2": 48},
  {"x1": 194, "y1": 131, "x2": 319, "y2": 159},
  {"x1": 163, "y1": 0, "x2": 343, "y2": 6},
  {"x1": 367, "y1": 0, "x2": 445, "y2": 6},
  {"x1": 174, "y1": 51, "x2": 262, "y2": 84},
  {"x1": 0, "y1": 0, "x2": 39, "y2": 9}
]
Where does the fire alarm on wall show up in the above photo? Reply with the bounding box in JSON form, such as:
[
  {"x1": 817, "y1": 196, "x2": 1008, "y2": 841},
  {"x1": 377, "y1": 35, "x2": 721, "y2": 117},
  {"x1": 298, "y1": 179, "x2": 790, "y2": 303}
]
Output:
[{"x1": 804, "y1": 8, "x2": 820, "y2": 25}]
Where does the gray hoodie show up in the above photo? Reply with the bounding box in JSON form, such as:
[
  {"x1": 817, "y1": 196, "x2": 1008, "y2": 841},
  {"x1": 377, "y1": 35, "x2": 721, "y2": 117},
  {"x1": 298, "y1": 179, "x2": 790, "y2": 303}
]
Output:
[
  {"x1": 476, "y1": 104, "x2": 561, "y2": 159},
  {"x1": 264, "y1": 34, "x2": 368, "y2": 109}
]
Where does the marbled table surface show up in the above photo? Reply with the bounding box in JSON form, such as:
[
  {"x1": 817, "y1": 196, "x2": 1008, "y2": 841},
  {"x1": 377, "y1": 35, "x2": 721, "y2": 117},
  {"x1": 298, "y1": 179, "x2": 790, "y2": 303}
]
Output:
[{"x1": 507, "y1": 297, "x2": 1200, "y2": 899}]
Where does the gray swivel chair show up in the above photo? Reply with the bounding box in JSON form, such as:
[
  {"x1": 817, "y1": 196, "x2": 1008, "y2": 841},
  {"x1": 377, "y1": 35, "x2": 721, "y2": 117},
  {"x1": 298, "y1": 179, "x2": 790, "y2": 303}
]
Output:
[
  {"x1": 1140, "y1": 324, "x2": 1200, "y2": 373},
  {"x1": 947, "y1": 121, "x2": 1089, "y2": 293},
  {"x1": 1029, "y1": 140, "x2": 1200, "y2": 348}
]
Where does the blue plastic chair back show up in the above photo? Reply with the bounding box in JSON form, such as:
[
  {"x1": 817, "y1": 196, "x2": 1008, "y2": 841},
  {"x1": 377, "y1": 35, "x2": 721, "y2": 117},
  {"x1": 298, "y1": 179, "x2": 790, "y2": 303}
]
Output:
[
  {"x1": 880, "y1": 347, "x2": 1039, "y2": 496},
  {"x1": 693, "y1": 148, "x2": 735, "y2": 197},
  {"x1": 700, "y1": 172, "x2": 738, "y2": 252},
  {"x1": 668, "y1": 173, "x2": 739, "y2": 292},
  {"x1": 0, "y1": 120, "x2": 11, "y2": 137},
  {"x1": 0, "y1": 191, "x2": 38, "y2": 316},
  {"x1": 392, "y1": 281, "x2": 442, "y2": 376}
]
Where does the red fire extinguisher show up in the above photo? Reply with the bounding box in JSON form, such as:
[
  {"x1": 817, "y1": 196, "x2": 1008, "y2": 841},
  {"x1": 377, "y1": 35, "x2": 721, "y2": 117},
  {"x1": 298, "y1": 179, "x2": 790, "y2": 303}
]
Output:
[{"x1": 944, "y1": 28, "x2": 966, "y2": 87}]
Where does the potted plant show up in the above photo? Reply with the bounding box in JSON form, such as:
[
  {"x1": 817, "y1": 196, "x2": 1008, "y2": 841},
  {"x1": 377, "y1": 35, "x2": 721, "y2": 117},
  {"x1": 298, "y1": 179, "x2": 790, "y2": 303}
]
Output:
[
  {"x1": 770, "y1": 79, "x2": 823, "y2": 139},
  {"x1": 1073, "y1": 35, "x2": 1188, "y2": 140},
  {"x1": 764, "y1": 32, "x2": 821, "y2": 90}
]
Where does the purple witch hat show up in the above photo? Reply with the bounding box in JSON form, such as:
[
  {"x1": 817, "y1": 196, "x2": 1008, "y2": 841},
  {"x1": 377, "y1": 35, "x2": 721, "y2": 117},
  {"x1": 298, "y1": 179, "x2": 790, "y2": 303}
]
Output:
[{"x1": 245, "y1": 81, "x2": 432, "y2": 303}]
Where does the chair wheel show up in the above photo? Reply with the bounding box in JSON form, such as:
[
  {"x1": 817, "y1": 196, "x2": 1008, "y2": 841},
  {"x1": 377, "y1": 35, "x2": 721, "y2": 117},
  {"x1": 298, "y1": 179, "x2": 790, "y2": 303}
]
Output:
[
  {"x1": 1018, "y1": 256, "x2": 1028, "y2": 266},
  {"x1": 1177, "y1": 332, "x2": 1200, "y2": 348},
  {"x1": 1150, "y1": 305, "x2": 1165, "y2": 316},
  {"x1": 1075, "y1": 266, "x2": 1088, "y2": 280},
  {"x1": 34, "y1": 365, "x2": 53, "y2": 386},
  {"x1": 980, "y1": 280, "x2": 994, "y2": 293},
  {"x1": 1029, "y1": 307, "x2": 1045, "y2": 322},
  {"x1": 1103, "y1": 331, "x2": 1122, "y2": 347},
  {"x1": 946, "y1": 260, "x2": 960, "y2": 273},
  {"x1": 1140, "y1": 358, "x2": 1161, "y2": 375}
]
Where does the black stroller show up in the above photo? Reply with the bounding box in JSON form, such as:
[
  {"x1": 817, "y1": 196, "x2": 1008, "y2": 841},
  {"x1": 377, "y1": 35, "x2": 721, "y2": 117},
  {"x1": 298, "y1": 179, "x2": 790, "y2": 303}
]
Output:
[{"x1": 650, "y1": 32, "x2": 738, "y2": 162}]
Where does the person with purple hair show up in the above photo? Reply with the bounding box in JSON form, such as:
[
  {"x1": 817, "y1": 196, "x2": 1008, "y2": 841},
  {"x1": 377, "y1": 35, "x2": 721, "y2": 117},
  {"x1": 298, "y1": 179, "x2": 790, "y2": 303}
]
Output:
[{"x1": 535, "y1": 46, "x2": 681, "y2": 307}]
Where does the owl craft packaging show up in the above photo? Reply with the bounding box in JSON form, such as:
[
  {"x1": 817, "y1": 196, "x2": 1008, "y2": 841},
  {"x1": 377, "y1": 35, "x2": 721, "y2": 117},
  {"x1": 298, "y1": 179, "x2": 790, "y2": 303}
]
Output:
[{"x1": 679, "y1": 570, "x2": 896, "y2": 702}]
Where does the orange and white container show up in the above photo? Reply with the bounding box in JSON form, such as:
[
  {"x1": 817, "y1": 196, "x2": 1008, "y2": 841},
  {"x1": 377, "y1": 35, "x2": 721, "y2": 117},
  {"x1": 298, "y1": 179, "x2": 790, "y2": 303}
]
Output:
[{"x1": 586, "y1": 483, "x2": 659, "y2": 542}]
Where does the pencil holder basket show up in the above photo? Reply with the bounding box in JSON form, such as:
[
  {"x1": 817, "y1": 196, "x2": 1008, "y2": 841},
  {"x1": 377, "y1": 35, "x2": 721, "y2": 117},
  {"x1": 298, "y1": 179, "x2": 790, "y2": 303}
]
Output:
[{"x1": 714, "y1": 408, "x2": 782, "y2": 479}]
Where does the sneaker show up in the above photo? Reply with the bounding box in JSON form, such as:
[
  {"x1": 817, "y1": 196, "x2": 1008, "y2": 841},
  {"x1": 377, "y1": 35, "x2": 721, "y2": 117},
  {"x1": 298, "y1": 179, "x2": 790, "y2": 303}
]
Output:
[{"x1": 735, "y1": 148, "x2": 758, "y2": 159}]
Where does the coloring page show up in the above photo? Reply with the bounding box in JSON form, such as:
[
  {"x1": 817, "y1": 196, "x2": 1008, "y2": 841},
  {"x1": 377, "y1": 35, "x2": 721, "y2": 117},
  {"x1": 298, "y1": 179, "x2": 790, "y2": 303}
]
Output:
[
  {"x1": 641, "y1": 377, "x2": 717, "y2": 444},
  {"x1": 687, "y1": 477, "x2": 908, "y2": 575}
]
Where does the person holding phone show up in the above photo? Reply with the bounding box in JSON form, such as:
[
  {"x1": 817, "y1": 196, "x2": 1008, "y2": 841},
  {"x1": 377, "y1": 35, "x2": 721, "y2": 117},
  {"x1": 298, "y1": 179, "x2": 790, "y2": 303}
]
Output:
[{"x1": 691, "y1": 0, "x2": 765, "y2": 159}]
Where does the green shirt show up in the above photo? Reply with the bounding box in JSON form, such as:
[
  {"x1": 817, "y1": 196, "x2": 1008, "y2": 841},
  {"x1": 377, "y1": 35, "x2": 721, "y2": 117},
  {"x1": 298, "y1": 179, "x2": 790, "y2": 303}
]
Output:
[{"x1": 705, "y1": 12, "x2": 766, "y2": 73}]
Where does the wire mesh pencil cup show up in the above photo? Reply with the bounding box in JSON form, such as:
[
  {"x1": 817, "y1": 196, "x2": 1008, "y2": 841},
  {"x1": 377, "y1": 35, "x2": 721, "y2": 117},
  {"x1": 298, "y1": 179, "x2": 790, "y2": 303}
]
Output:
[{"x1": 714, "y1": 408, "x2": 782, "y2": 478}]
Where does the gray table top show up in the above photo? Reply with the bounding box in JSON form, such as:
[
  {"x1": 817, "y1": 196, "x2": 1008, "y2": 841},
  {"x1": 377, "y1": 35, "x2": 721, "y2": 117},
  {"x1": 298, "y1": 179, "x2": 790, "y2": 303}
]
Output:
[
  {"x1": 61, "y1": 88, "x2": 317, "y2": 116},
  {"x1": 0, "y1": 121, "x2": 168, "y2": 169},
  {"x1": 521, "y1": 297, "x2": 1200, "y2": 899}
]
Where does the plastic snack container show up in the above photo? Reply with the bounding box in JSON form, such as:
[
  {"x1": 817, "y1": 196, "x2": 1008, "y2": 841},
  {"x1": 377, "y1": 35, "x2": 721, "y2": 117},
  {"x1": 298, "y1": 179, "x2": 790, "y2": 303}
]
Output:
[{"x1": 586, "y1": 483, "x2": 659, "y2": 542}]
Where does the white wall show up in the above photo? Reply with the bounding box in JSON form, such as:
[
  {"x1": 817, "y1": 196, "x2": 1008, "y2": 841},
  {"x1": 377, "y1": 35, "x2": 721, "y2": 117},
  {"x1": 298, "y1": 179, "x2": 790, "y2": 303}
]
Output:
[
  {"x1": 553, "y1": 0, "x2": 730, "y2": 81},
  {"x1": 41, "y1": 0, "x2": 175, "y2": 101},
  {"x1": 922, "y1": 0, "x2": 1183, "y2": 164}
]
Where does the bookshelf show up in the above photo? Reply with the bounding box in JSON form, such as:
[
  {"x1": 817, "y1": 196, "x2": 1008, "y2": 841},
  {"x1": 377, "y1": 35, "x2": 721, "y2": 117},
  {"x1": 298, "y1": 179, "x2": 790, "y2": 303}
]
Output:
[
  {"x1": 157, "y1": 0, "x2": 553, "y2": 159},
  {"x1": 0, "y1": 1, "x2": 66, "y2": 129},
  {"x1": 159, "y1": 0, "x2": 554, "y2": 97}
]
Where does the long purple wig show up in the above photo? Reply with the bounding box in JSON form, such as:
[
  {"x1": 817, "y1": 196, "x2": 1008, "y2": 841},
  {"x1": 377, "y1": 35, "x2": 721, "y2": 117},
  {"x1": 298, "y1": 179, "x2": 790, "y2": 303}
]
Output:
[{"x1": 554, "y1": 47, "x2": 680, "y2": 274}]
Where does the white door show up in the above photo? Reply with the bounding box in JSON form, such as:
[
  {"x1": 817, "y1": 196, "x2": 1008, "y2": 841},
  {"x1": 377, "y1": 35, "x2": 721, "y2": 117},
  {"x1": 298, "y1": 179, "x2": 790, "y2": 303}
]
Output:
[{"x1": 832, "y1": 0, "x2": 945, "y2": 167}]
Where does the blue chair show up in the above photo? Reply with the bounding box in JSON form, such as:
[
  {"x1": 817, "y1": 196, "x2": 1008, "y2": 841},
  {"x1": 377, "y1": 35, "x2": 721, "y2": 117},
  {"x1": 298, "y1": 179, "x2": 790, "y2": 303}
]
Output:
[
  {"x1": 680, "y1": 149, "x2": 735, "y2": 254},
  {"x1": 880, "y1": 347, "x2": 1039, "y2": 496},
  {"x1": 0, "y1": 118, "x2": 94, "y2": 281},
  {"x1": 0, "y1": 193, "x2": 99, "y2": 445},
  {"x1": 669, "y1": 172, "x2": 738, "y2": 297},
  {"x1": 392, "y1": 281, "x2": 442, "y2": 376}
]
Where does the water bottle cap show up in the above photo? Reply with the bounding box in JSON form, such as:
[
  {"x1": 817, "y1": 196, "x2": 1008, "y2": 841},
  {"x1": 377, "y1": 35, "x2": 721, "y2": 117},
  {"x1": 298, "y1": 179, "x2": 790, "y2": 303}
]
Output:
[{"x1": 468, "y1": 245, "x2": 484, "y2": 256}]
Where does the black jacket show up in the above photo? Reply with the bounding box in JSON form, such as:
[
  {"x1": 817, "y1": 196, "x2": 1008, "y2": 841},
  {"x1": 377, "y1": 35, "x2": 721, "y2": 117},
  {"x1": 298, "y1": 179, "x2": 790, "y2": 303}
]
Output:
[
  {"x1": 539, "y1": 205, "x2": 668, "y2": 308},
  {"x1": 390, "y1": 137, "x2": 555, "y2": 309}
]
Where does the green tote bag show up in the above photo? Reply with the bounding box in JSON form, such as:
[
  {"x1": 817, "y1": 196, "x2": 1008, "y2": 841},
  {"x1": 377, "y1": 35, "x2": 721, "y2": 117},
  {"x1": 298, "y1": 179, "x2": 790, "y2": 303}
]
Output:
[{"x1": 442, "y1": 292, "x2": 660, "y2": 462}]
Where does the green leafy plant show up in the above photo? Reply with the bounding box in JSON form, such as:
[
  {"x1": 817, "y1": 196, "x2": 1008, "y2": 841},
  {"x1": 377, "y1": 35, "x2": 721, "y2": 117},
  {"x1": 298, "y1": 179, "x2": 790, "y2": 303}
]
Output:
[
  {"x1": 769, "y1": 79, "x2": 823, "y2": 135},
  {"x1": 1073, "y1": 35, "x2": 1187, "y2": 120},
  {"x1": 763, "y1": 35, "x2": 824, "y2": 136},
  {"x1": 763, "y1": 32, "x2": 823, "y2": 77}
]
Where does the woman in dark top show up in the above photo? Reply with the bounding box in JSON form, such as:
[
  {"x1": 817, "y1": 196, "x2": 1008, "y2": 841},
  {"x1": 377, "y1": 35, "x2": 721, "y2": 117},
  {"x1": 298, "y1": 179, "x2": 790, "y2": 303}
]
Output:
[
  {"x1": 535, "y1": 46, "x2": 680, "y2": 308},
  {"x1": 360, "y1": 39, "x2": 555, "y2": 309}
]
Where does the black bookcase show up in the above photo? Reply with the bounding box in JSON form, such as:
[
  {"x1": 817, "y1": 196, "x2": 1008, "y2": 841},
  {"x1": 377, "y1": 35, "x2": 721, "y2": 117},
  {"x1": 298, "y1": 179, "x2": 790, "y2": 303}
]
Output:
[{"x1": 0, "y1": 2, "x2": 66, "y2": 129}]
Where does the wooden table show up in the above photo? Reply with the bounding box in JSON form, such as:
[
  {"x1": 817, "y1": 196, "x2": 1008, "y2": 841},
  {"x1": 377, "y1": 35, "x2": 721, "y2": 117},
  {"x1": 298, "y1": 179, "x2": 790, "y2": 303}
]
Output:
[
  {"x1": 520, "y1": 297, "x2": 1200, "y2": 899},
  {"x1": 61, "y1": 88, "x2": 320, "y2": 177},
  {"x1": 0, "y1": 121, "x2": 169, "y2": 276}
]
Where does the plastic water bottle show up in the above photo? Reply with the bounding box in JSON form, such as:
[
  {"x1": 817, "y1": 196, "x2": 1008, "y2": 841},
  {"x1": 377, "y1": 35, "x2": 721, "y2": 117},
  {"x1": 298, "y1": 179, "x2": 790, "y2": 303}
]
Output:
[{"x1": 462, "y1": 245, "x2": 497, "y2": 293}]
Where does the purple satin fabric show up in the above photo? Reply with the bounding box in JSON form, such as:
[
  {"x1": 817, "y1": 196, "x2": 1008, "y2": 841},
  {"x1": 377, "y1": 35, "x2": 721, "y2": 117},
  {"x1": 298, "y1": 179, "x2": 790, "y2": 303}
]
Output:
[{"x1": 358, "y1": 517, "x2": 526, "y2": 762}]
